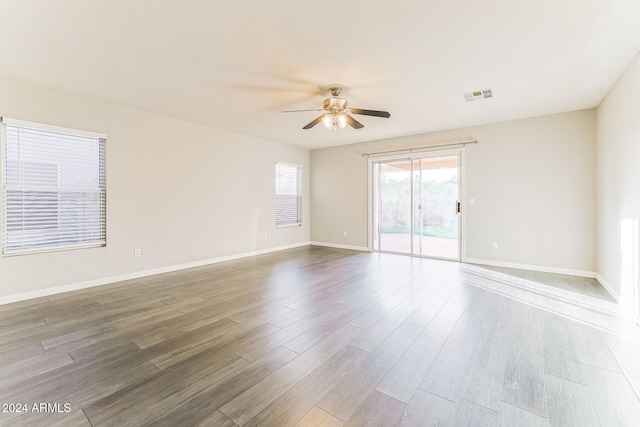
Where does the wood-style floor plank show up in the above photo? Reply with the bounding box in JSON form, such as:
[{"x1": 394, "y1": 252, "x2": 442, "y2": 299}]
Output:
[
  {"x1": 237, "y1": 301, "x2": 350, "y2": 362},
  {"x1": 294, "y1": 406, "x2": 343, "y2": 427},
  {"x1": 149, "y1": 346, "x2": 298, "y2": 426},
  {"x1": 602, "y1": 331, "x2": 640, "y2": 399},
  {"x1": 281, "y1": 298, "x2": 376, "y2": 355},
  {"x1": 447, "y1": 397, "x2": 499, "y2": 426},
  {"x1": 397, "y1": 389, "x2": 453, "y2": 427},
  {"x1": 544, "y1": 373, "x2": 601, "y2": 427},
  {"x1": 419, "y1": 315, "x2": 495, "y2": 401},
  {"x1": 344, "y1": 390, "x2": 405, "y2": 426},
  {"x1": 218, "y1": 323, "x2": 363, "y2": 425},
  {"x1": 499, "y1": 401, "x2": 549, "y2": 427},
  {"x1": 0, "y1": 246, "x2": 638, "y2": 427},
  {"x1": 540, "y1": 311, "x2": 585, "y2": 384},
  {"x1": 0, "y1": 349, "x2": 75, "y2": 388},
  {"x1": 244, "y1": 345, "x2": 367, "y2": 427},
  {"x1": 581, "y1": 363, "x2": 640, "y2": 426},
  {"x1": 316, "y1": 323, "x2": 423, "y2": 422},
  {"x1": 376, "y1": 316, "x2": 455, "y2": 403},
  {"x1": 349, "y1": 280, "x2": 442, "y2": 352},
  {"x1": 502, "y1": 320, "x2": 548, "y2": 417},
  {"x1": 148, "y1": 318, "x2": 280, "y2": 370},
  {"x1": 567, "y1": 322, "x2": 622, "y2": 372},
  {"x1": 457, "y1": 319, "x2": 509, "y2": 412},
  {"x1": 85, "y1": 353, "x2": 248, "y2": 426},
  {"x1": 404, "y1": 276, "x2": 460, "y2": 327},
  {"x1": 195, "y1": 410, "x2": 236, "y2": 427}
]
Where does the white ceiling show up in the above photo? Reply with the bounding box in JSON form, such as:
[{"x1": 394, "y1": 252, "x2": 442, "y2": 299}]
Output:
[{"x1": 1, "y1": 0, "x2": 639, "y2": 149}]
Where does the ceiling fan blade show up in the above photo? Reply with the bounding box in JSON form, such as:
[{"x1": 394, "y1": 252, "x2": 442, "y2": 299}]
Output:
[
  {"x1": 350, "y1": 108, "x2": 391, "y2": 118},
  {"x1": 302, "y1": 115, "x2": 325, "y2": 129},
  {"x1": 345, "y1": 114, "x2": 364, "y2": 129},
  {"x1": 282, "y1": 109, "x2": 324, "y2": 113}
]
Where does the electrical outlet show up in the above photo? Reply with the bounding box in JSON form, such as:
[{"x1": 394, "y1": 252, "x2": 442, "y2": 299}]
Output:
[
  {"x1": 264, "y1": 233, "x2": 268, "y2": 241},
  {"x1": 134, "y1": 249, "x2": 141, "y2": 258},
  {"x1": 492, "y1": 242, "x2": 498, "y2": 250},
  {"x1": 343, "y1": 231, "x2": 348, "y2": 237}
]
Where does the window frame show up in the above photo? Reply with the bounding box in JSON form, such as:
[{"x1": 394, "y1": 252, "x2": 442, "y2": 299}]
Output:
[
  {"x1": 275, "y1": 161, "x2": 302, "y2": 228},
  {"x1": 1, "y1": 117, "x2": 107, "y2": 256}
]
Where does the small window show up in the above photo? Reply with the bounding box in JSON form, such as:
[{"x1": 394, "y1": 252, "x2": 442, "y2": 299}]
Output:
[
  {"x1": 1, "y1": 118, "x2": 106, "y2": 255},
  {"x1": 275, "y1": 162, "x2": 302, "y2": 227}
]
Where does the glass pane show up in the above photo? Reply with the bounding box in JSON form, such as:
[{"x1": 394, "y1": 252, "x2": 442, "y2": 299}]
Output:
[
  {"x1": 376, "y1": 160, "x2": 411, "y2": 254},
  {"x1": 416, "y1": 155, "x2": 459, "y2": 259}
]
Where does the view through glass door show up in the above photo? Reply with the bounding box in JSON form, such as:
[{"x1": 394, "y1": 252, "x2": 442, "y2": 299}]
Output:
[
  {"x1": 372, "y1": 159, "x2": 412, "y2": 254},
  {"x1": 372, "y1": 153, "x2": 460, "y2": 260}
]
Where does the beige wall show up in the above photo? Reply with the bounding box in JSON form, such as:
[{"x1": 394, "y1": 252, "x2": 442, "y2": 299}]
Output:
[
  {"x1": 0, "y1": 73, "x2": 603, "y2": 301},
  {"x1": 596, "y1": 52, "x2": 640, "y2": 316},
  {"x1": 311, "y1": 110, "x2": 596, "y2": 274},
  {"x1": 0, "y1": 75, "x2": 310, "y2": 300}
]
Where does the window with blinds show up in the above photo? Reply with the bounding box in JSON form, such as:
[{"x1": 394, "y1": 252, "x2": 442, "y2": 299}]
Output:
[
  {"x1": 1, "y1": 118, "x2": 106, "y2": 255},
  {"x1": 275, "y1": 162, "x2": 302, "y2": 227}
]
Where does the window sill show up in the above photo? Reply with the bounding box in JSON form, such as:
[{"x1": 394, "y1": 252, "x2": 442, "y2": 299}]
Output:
[{"x1": 276, "y1": 223, "x2": 302, "y2": 229}]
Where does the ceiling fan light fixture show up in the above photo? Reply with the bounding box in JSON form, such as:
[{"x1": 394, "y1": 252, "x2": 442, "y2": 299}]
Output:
[{"x1": 322, "y1": 112, "x2": 347, "y2": 130}]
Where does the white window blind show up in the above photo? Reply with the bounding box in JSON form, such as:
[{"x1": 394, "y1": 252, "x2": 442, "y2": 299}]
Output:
[
  {"x1": 1, "y1": 118, "x2": 106, "y2": 255},
  {"x1": 275, "y1": 162, "x2": 302, "y2": 227}
]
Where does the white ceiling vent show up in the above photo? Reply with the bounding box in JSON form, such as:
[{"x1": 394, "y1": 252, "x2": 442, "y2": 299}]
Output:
[{"x1": 463, "y1": 89, "x2": 493, "y2": 102}]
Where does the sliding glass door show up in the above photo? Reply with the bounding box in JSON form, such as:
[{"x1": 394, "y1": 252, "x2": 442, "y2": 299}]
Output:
[{"x1": 372, "y1": 152, "x2": 460, "y2": 260}]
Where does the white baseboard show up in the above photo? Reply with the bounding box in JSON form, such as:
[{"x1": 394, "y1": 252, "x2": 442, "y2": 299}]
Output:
[
  {"x1": 309, "y1": 241, "x2": 370, "y2": 252},
  {"x1": 463, "y1": 257, "x2": 596, "y2": 279},
  {"x1": 595, "y1": 273, "x2": 621, "y2": 303},
  {"x1": 0, "y1": 242, "x2": 311, "y2": 306}
]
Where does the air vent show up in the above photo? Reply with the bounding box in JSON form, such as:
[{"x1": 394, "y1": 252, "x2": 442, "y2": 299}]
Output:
[{"x1": 463, "y1": 88, "x2": 493, "y2": 102}]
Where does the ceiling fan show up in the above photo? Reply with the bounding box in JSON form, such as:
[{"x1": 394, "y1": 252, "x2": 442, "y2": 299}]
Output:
[{"x1": 283, "y1": 87, "x2": 391, "y2": 130}]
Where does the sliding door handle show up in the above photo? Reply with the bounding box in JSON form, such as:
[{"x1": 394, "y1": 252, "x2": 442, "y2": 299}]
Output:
[{"x1": 456, "y1": 201, "x2": 461, "y2": 214}]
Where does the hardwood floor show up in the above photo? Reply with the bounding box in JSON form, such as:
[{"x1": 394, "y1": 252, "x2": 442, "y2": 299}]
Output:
[{"x1": 1, "y1": 246, "x2": 639, "y2": 426}]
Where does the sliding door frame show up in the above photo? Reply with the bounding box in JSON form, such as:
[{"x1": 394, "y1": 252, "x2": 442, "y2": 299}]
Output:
[{"x1": 367, "y1": 148, "x2": 466, "y2": 261}]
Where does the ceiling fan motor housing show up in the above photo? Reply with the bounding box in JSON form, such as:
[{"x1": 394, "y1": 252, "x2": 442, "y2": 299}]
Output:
[{"x1": 323, "y1": 97, "x2": 348, "y2": 111}]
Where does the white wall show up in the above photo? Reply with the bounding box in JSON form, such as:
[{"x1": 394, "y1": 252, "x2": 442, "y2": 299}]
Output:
[
  {"x1": 596, "y1": 53, "x2": 640, "y2": 318},
  {"x1": 0, "y1": 75, "x2": 310, "y2": 301},
  {"x1": 311, "y1": 110, "x2": 596, "y2": 274}
]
